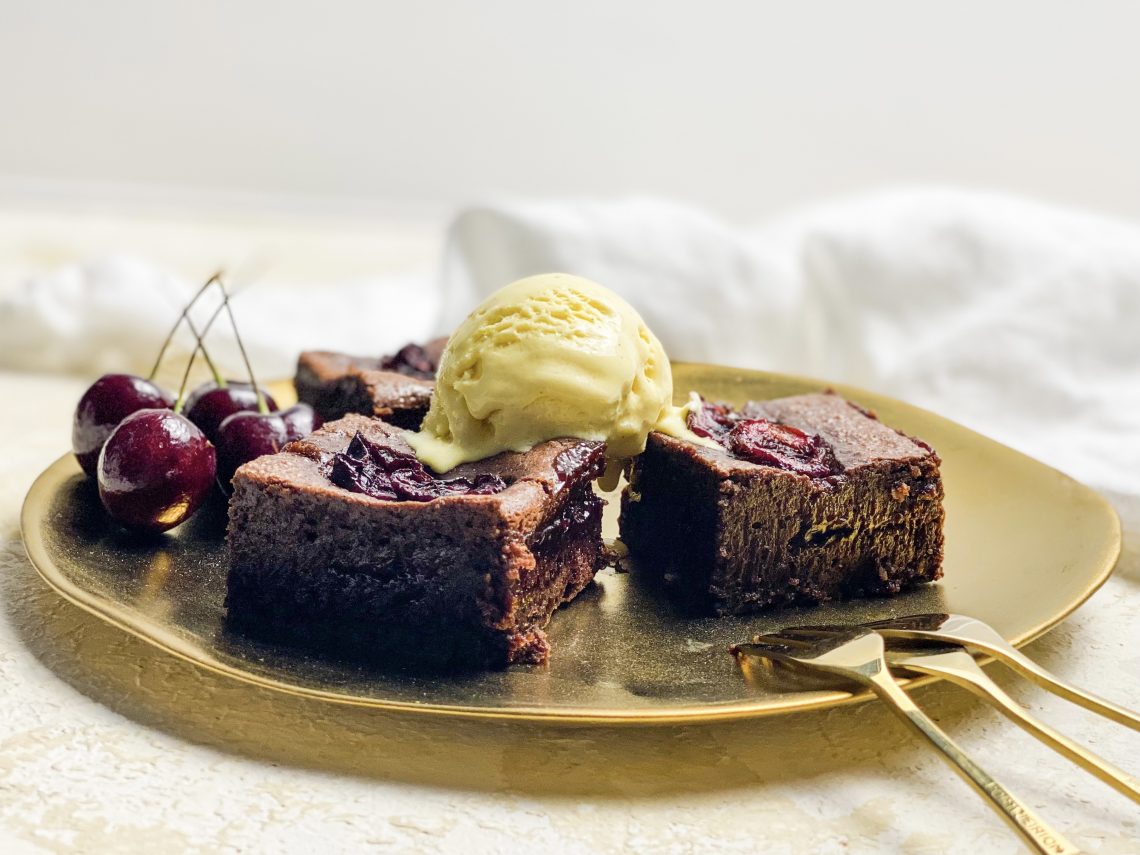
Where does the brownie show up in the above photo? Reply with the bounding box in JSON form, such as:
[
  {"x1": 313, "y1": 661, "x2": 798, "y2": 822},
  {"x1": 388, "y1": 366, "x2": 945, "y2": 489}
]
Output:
[
  {"x1": 294, "y1": 337, "x2": 447, "y2": 428},
  {"x1": 620, "y1": 392, "x2": 944, "y2": 615},
  {"x1": 225, "y1": 413, "x2": 608, "y2": 670}
]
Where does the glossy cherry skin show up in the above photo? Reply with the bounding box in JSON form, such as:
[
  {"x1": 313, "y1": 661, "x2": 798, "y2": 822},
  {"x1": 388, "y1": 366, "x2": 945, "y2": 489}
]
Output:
[
  {"x1": 97, "y1": 409, "x2": 216, "y2": 533},
  {"x1": 214, "y1": 403, "x2": 322, "y2": 488},
  {"x1": 184, "y1": 381, "x2": 278, "y2": 443},
  {"x1": 72, "y1": 374, "x2": 175, "y2": 477}
]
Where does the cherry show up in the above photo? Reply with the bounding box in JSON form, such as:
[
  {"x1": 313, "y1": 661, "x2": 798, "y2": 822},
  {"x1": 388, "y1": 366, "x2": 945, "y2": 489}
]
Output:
[
  {"x1": 552, "y1": 442, "x2": 606, "y2": 482},
  {"x1": 184, "y1": 381, "x2": 278, "y2": 444},
  {"x1": 687, "y1": 398, "x2": 737, "y2": 443},
  {"x1": 727, "y1": 419, "x2": 839, "y2": 478},
  {"x1": 328, "y1": 431, "x2": 506, "y2": 501},
  {"x1": 72, "y1": 374, "x2": 175, "y2": 477},
  {"x1": 379, "y1": 343, "x2": 437, "y2": 379},
  {"x1": 688, "y1": 398, "x2": 839, "y2": 478},
  {"x1": 215, "y1": 403, "x2": 322, "y2": 488},
  {"x1": 97, "y1": 409, "x2": 216, "y2": 533}
]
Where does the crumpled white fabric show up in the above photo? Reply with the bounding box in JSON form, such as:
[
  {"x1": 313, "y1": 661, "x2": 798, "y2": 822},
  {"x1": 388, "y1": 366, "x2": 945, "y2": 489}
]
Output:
[
  {"x1": 0, "y1": 256, "x2": 438, "y2": 383},
  {"x1": 2, "y1": 188, "x2": 1137, "y2": 494}
]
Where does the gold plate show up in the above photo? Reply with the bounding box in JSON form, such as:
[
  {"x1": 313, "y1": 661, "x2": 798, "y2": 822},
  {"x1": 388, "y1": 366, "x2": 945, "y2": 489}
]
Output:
[{"x1": 20, "y1": 365, "x2": 1121, "y2": 724}]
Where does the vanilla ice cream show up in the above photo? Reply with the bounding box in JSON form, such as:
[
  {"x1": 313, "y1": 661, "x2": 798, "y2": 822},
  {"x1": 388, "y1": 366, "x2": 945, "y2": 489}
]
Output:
[{"x1": 408, "y1": 273, "x2": 708, "y2": 475}]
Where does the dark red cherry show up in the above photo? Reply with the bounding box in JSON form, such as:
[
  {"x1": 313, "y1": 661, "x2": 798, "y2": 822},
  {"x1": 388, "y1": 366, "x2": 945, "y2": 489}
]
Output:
[
  {"x1": 379, "y1": 343, "x2": 437, "y2": 379},
  {"x1": 215, "y1": 403, "x2": 322, "y2": 488},
  {"x1": 280, "y1": 402, "x2": 323, "y2": 436},
  {"x1": 727, "y1": 419, "x2": 839, "y2": 478},
  {"x1": 327, "y1": 431, "x2": 506, "y2": 502},
  {"x1": 688, "y1": 398, "x2": 839, "y2": 478},
  {"x1": 184, "y1": 381, "x2": 278, "y2": 443},
  {"x1": 72, "y1": 374, "x2": 175, "y2": 477},
  {"x1": 97, "y1": 409, "x2": 216, "y2": 533},
  {"x1": 687, "y1": 398, "x2": 737, "y2": 443}
]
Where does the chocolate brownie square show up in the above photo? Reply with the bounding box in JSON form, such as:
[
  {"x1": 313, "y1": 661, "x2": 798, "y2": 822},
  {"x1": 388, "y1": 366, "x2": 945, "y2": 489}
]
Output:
[
  {"x1": 620, "y1": 392, "x2": 944, "y2": 615},
  {"x1": 294, "y1": 337, "x2": 447, "y2": 428},
  {"x1": 226, "y1": 414, "x2": 607, "y2": 669}
]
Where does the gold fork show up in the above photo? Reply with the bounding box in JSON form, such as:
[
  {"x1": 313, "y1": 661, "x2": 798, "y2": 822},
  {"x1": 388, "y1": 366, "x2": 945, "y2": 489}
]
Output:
[
  {"x1": 864, "y1": 614, "x2": 1140, "y2": 731},
  {"x1": 733, "y1": 627, "x2": 1083, "y2": 855},
  {"x1": 890, "y1": 644, "x2": 1140, "y2": 805},
  {"x1": 775, "y1": 625, "x2": 1140, "y2": 806}
]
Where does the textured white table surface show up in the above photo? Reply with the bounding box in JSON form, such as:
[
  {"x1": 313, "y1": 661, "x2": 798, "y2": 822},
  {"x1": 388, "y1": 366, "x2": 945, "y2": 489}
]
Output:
[{"x1": 0, "y1": 212, "x2": 1137, "y2": 854}]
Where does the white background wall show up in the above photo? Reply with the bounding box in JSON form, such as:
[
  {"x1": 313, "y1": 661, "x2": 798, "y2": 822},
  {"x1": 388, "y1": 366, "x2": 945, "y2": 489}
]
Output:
[{"x1": 3, "y1": 1, "x2": 1140, "y2": 224}]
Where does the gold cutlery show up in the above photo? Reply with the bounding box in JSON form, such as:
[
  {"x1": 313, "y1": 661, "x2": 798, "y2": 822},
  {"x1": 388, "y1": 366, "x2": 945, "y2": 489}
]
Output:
[
  {"x1": 732, "y1": 627, "x2": 1082, "y2": 855},
  {"x1": 772, "y1": 622, "x2": 1140, "y2": 806},
  {"x1": 887, "y1": 643, "x2": 1140, "y2": 805},
  {"x1": 864, "y1": 613, "x2": 1140, "y2": 732}
]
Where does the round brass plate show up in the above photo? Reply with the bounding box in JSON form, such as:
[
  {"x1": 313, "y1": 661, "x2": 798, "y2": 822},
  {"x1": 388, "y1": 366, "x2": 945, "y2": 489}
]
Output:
[{"x1": 20, "y1": 365, "x2": 1121, "y2": 724}]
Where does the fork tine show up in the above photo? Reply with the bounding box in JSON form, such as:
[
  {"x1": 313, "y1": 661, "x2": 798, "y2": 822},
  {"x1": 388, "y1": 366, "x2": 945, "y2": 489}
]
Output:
[
  {"x1": 748, "y1": 631, "x2": 816, "y2": 647},
  {"x1": 750, "y1": 624, "x2": 865, "y2": 643},
  {"x1": 733, "y1": 639, "x2": 806, "y2": 658}
]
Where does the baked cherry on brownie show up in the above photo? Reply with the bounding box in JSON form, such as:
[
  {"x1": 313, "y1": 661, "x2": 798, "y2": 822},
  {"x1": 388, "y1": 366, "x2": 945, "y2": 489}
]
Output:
[
  {"x1": 184, "y1": 381, "x2": 279, "y2": 444},
  {"x1": 327, "y1": 431, "x2": 505, "y2": 501},
  {"x1": 688, "y1": 397, "x2": 840, "y2": 477},
  {"x1": 378, "y1": 343, "x2": 437, "y2": 379},
  {"x1": 97, "y1": 409, "x2": 216, "y2": 533},
  {"x1": 215, "y1": 403, "x2": 322, "y2": 489},
  {"x1": 72, "y1": 374, "x2": 175, "y2": 477}
]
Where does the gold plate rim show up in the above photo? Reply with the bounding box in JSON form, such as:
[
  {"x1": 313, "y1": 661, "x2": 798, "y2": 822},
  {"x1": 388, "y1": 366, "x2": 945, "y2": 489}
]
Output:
[{"x1": 19, "y1": 364, "x2": 1123, "y2": 725}]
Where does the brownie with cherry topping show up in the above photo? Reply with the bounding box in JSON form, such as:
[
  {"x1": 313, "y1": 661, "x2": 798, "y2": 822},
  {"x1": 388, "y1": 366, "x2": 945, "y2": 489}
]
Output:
[
  {"x1": 225, "y1": 413, "x2": 607, "y2": 669},
  {"x1": 620, "y1": 392, "x2": 944, "y2": 615},
  {"x1": 294, "y1": 337, "x2": 447, "y2": 428}
]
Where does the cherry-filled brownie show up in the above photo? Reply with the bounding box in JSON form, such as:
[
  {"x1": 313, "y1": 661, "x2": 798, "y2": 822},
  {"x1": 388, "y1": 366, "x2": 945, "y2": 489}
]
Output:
[
  {"x1": 621, "y1": 392, "x2": 944, "y2": 615},
  {"x1": 294, "y1": 337, "x2": 447, "y2": 428},
  {"x1": 226, "y1": 413, "x2": 607, "y2": 669}
]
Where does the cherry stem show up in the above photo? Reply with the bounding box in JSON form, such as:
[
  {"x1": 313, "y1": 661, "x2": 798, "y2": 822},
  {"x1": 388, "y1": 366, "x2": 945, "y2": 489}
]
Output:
[
  {"x1": 215, "y1": 276, "x2": 268, "y2": 415},
  {"x1": 148, "y1": 272, "x2": 227, "y2": 387},
  {"x1": 172, "y1": 291, "x2": 232, "y2": 414}
]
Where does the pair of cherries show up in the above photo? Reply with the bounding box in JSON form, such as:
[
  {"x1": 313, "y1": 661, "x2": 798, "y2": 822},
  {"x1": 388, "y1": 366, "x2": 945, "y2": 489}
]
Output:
[
  {"x1": 72, "y1": 276, "x2": 321, "y2": 534},
  {"x1": 75, "y1": 374, "x2": 320, "y2": 533}
]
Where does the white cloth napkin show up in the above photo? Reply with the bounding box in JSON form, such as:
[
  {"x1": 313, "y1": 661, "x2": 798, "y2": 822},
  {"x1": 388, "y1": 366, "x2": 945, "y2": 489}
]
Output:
[
  {"x1": 0, "y1": 256, "x2": 439, "y2": 384},
  {"x1": 2, "y1": 188, "x2": 1137, "y2": 494}
]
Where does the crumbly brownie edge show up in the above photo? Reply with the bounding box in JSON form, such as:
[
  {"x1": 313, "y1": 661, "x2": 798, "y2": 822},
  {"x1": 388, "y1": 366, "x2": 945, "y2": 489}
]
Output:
[
  {"x1": 513, "y1": 480, "x2": 607, "y2": 632},
  {"x1": 620, "y1": 436, "x2": 727, "y2": 613}
]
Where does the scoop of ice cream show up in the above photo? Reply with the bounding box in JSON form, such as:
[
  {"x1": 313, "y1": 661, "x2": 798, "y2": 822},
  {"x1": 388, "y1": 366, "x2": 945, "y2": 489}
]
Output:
[{"x1": 408, "y1": 273, "x2": 704, "y2": 474}]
